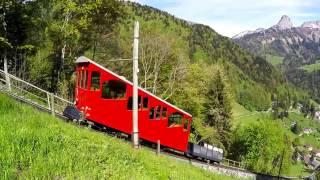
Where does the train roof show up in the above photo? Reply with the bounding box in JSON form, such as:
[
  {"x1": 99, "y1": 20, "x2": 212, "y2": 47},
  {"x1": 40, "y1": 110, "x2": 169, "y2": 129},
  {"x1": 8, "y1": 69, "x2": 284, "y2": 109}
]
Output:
[{"x1": 76, "y1": 56, "x2": 192, "y2": 117}]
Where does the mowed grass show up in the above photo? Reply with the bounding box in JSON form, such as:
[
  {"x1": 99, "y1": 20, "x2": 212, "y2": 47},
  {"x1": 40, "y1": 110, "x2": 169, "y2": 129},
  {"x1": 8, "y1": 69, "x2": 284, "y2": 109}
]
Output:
[
  {"x1": 299, "y1": 60, "x2": 320, "y2": 73},
  {"x1": 0, "y1": 93, "x2": 239, "y2": 180},
  {"x1": 232, "y1": 102, "x2": 270, "y2": 128},
  {"x1": 266, "y1": 54, "x2": 284, "y2": 66},
  {"x1": 287, "y1": 161, "x2": 311, "y2": 177}
]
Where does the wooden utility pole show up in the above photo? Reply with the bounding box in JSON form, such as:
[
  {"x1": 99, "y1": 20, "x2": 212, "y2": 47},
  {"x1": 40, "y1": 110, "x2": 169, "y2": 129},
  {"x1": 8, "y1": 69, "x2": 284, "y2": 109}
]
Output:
[{"x1": 132, "y1": 21, "x2": 140, "y2": 149}]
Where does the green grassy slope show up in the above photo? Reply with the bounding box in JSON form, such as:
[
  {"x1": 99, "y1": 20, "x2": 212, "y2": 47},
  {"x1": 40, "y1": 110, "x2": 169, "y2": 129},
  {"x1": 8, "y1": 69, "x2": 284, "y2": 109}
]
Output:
[
  {"x1": 0, "y1": 93, "x2": 240, "y2": 180},
  {"x1": 299, "y1": 61, "x2": 320, "y2": 73},
  {"x1": 232, "y1": 103, "x2": 317, "y2": 176},
  {"x1": 266, "y1": 54, "x2": 284, "y2": 66},
  {"x1": 282, "y1": 112, "x2": 320, "y2": 149},
  {"x1": 231, "y1": 102, "x2": 270, "y2": 128},
  {"x1": 233, "y1": 103, "x2": 320, "y2": 150}
]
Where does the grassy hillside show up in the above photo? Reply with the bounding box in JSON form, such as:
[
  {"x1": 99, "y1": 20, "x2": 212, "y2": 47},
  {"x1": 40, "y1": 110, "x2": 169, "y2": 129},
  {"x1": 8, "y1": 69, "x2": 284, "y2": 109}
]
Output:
[
  {"x1": 232, "y1": 103, "x2": 318, "y2": 176},
  {"x1": 266, "y1": 54, "x2": 284, "y2": 66},
  {"x1": 0, "y1": 93, "x2": 239, "y2": 179},
  {"x1": 299, "y1": 61, "x2": 320, "y2": 73}
]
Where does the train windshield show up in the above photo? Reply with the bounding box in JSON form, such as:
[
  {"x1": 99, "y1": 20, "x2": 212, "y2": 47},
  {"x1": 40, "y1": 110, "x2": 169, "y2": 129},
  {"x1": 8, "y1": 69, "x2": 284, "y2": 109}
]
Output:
[{"x1": 102, "y1": 80, "x2": 126, "y2": 99}]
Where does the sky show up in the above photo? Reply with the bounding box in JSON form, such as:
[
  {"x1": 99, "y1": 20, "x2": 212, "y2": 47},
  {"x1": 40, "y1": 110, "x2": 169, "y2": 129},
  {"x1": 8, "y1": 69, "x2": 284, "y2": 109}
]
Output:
[{"x1": 130, "y1": 0, "x2": 320, "y2": 37}]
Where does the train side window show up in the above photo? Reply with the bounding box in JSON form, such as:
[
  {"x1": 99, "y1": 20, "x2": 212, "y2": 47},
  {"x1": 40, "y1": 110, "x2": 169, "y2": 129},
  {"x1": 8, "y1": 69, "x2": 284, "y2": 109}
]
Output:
[
  {"x1": 80, "y1": 70, "x2": 88, "y2": 89},
  {"x1": 80, "y1": 70, "x2": 84, "y2": 88},
  {"x1": 149, "y1": 108, "x2": 155, "y2": 119},
  {"x1": 162, "y1": 107, "x2": 167, "y2": 118},
  {"x1": 183, "y1": 119, "x2": 189, "y2": 130},
  {"x1": 77, "y1": 71, "x2": 80, "y2": 87},
  {"x1": 143, "y1": 97, "x2": 148, "y2": 109},
  {"x1": 90, "y1": 71, "x2": 100, "y2": 91},
  {"x1": 156, "y1": 106, "x2": 161, "y2": 119},
  {"x1": 102, "y1": 80, "x2": 126, "y2": 99},
  {"x1": 127, "y1": 96, "x2": 141, "y2": 110},
  {"x1": 138, "y1": 96, "x2": 142, "y2": 109},
  {"x1": 82, "y1": 70, "x2": 88, "y2": 89},
  {"x1": 127, "y1": 97, "x2": 133, "y2": 110},
  {"x1": 168, "y1": 113, "x2": 183, "y2": 127}
]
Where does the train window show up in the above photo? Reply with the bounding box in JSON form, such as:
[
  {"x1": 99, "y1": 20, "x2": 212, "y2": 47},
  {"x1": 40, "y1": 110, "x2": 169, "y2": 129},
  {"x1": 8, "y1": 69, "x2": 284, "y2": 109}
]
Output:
[
  {"x1": 84, "y1": 70, "x2": 88, "y2": 89},
  {"x1": 77, "y1": 71, "x2": 80, "y2": 87},
  {"x1": 127, "y1": 97, "x2": 133, "y2": 110},
  {"x1": 127, "y1": 96, "x2": 141, "y2": 110},
  {"x1": 156, "y1": 106, "x2": 161, "y2": 119},
  {"x1": 162, "y1": 107, "x2": 167, "y2": 118},
  {"x1": 183, "y1": 119, "x2": 189, "y2": 130},
  {"x1": 138, "y1": 96, "x2": 142, "y2": 109},
  {"x1": 168, "y1": 113, "x2": 183, "y2": 127},
  {"x1": 149, "y1": 108, "x2": 155, "y2": 119},
  {"x1": 143, "y1": 97, "x2": 148, "y2": 109},
  {"x1": 102, "y1": 80, "x2": 126, "y2": 99},
  {"x1": 80, "y1": 70, "x2": 88, "y2": 89},
  {"x1": 79, "y1": 70, "x2": 83, "y2": 88},
  {"x1": 90, "y1": 71, "x2": 100, "y2": 91}
]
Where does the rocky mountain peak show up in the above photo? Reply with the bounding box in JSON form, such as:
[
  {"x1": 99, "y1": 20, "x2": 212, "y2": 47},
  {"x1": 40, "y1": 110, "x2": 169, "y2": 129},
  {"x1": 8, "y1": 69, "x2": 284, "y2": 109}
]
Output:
[
  {"x1": 301, "y1": 21, "x2": 320, "y2": 29},
  {"x1": 274, "y1": 15, "x2": 293, "y2": 30}
]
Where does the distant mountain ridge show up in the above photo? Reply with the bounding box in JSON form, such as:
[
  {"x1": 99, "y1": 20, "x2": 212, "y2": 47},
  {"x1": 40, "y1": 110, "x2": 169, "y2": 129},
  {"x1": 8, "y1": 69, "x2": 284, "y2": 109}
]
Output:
[
  {"x1": 301, "y1": 21, "x2": 320, "y2": 29},
  {"x1": 232, "y1": 15, "x2": 320, "y2": 102},
  {"x1": 233, "y1": 15, "x2": 320, "y2": 39}
]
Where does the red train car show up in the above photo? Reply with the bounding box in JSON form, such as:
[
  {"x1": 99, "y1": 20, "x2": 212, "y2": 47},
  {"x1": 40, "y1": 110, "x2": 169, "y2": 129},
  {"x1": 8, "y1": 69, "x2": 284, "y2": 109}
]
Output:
[{"x1": 74, "y1": 56, "x2": 192, "y2": 152}]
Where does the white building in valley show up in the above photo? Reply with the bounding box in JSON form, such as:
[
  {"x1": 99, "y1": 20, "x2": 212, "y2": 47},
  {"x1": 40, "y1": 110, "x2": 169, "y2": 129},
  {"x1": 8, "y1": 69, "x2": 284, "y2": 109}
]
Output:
[{"x1": 315, "y1": 111, "x2": 320, "y2": 120}]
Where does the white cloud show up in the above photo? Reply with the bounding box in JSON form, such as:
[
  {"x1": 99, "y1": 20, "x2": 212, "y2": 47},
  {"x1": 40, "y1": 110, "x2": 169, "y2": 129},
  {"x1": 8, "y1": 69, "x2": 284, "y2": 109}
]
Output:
[{"x1": 130, "y1": 0, "x2": 319, "y2": 37}]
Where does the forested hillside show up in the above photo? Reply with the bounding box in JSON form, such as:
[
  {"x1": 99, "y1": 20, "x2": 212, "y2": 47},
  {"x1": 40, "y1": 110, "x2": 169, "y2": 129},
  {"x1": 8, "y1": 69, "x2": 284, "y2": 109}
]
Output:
[{"x1": 0, "y1": 0, "x2": 316, "y2": 176}]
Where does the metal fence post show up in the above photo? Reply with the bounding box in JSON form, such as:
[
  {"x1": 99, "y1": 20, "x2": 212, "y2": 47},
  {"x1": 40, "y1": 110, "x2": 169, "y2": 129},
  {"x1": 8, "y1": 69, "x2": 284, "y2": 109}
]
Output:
[
  {"x1": 47, "y1": 92, "x2": 51, "y2": 110},
  {"x1": 51, "y1": 93, "x2": 55, "y2": 116},
  {"x1": 4, "y1": 55, "x2": 11, "y2": 91}
]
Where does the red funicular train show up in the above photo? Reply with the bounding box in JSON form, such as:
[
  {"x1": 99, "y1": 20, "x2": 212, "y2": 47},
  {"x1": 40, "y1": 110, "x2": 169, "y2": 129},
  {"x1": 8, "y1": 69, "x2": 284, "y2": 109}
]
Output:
[{"x1": 64, "y1": 56, "x2": 223, "y2": 162}]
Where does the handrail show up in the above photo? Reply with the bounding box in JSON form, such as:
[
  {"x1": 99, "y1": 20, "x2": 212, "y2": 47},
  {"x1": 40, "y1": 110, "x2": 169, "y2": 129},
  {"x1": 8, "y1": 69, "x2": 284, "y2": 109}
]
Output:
[
  {"x1": 222, "y1": 158, "x2": 244, "y2": 169},
  {"x1": 0, "y1": 70, "x2": 73, "y2": 105},
  {"x1": 54, "y1": 94, "x2": 73, "y2": 104},
  {"x1": 9, "y1": 83, "x2": 48, "y2": 103},
  {"x1": 0, "y1": 70, "x2": 73, "y2": 117},
  {"x1": 0, "y1": 70, "x2": 48, "y2": 95}
]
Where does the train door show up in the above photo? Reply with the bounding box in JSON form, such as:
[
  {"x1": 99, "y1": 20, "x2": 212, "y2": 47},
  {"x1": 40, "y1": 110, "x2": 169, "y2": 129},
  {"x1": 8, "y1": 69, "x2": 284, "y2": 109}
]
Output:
[
  {"x1": 86, "y1": 70, "x2": 102, "y2": 122},
  {"x1": 98, "y1": 79, "x2": 129, "y2": 132}
]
